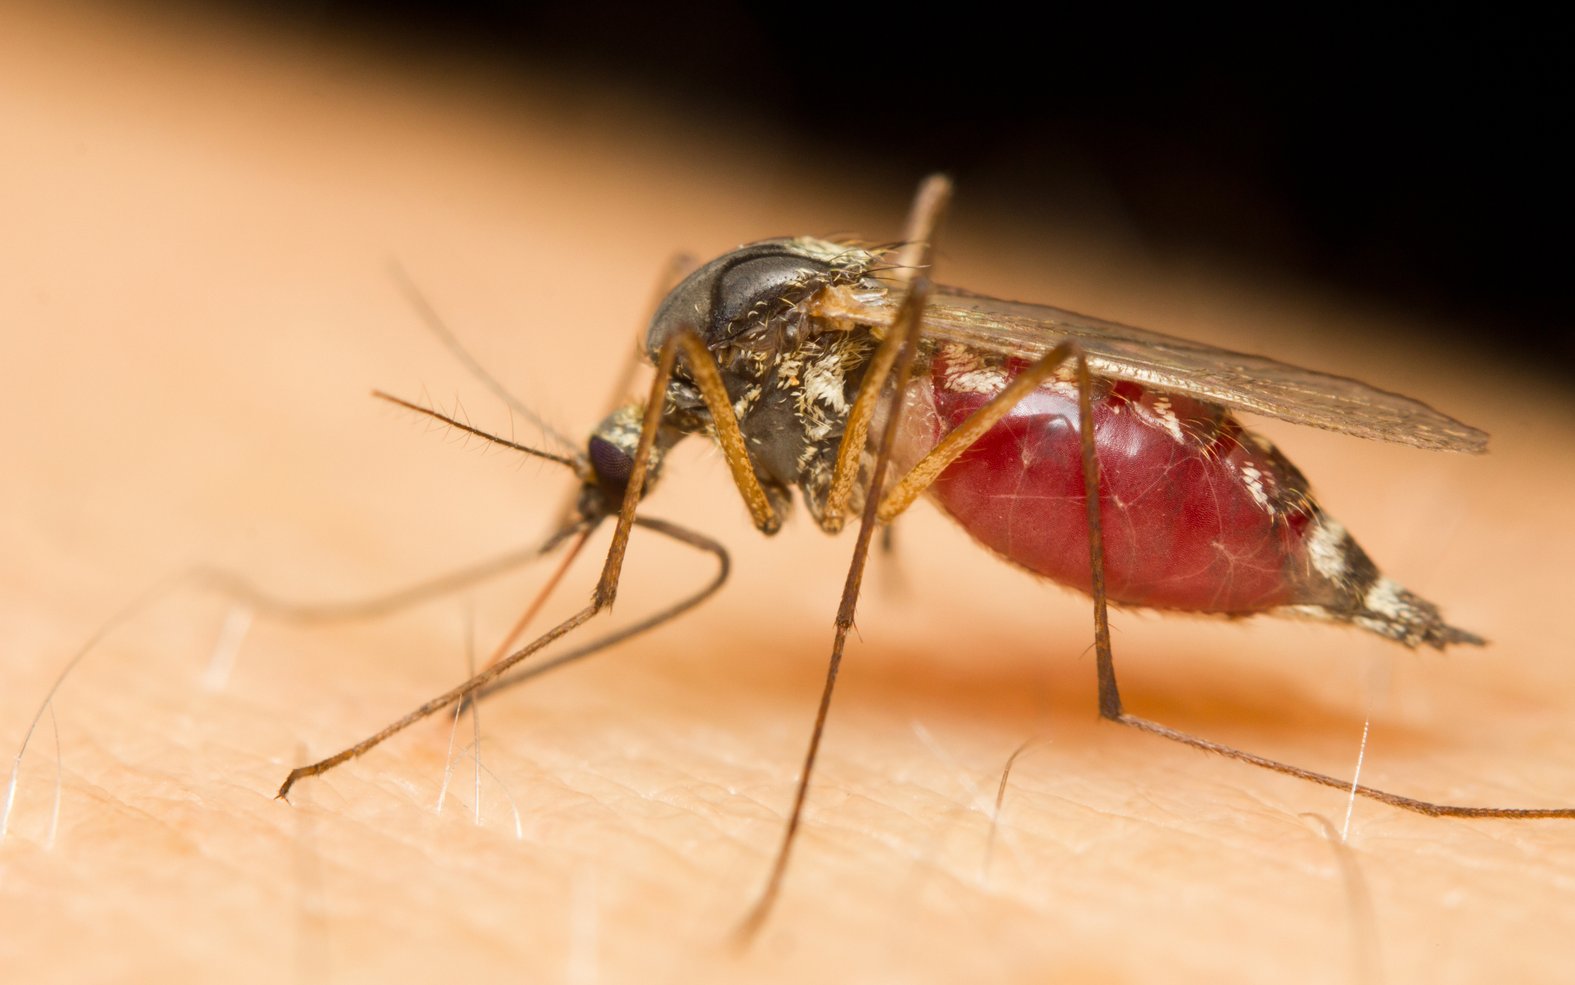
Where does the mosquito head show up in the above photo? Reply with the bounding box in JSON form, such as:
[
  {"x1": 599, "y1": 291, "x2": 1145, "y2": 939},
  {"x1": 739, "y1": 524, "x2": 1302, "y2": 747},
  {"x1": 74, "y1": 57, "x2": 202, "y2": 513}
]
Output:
[
  {"x1": 646, "y1": 238, "x2": 880, "y2": 358},
  {"x1": 575, "y1": 403, "x2": 686, "y2": 523}
]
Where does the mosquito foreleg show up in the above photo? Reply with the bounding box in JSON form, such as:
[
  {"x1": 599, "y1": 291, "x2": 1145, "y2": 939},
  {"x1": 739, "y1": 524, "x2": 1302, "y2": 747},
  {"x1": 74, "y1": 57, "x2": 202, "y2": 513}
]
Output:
[
  {"x1": 663, "y1": 330, "x2": 784, "y2": 535},
  {"x1": 279, "y1": 324, "x2": 702, "y2": 800}
]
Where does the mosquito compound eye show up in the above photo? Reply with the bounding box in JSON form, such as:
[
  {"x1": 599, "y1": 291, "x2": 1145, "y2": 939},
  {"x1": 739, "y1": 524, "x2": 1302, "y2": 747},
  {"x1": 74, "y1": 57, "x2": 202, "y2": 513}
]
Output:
[{"x1": 588, "y1": 434, "x2": 634, "y2": 491}]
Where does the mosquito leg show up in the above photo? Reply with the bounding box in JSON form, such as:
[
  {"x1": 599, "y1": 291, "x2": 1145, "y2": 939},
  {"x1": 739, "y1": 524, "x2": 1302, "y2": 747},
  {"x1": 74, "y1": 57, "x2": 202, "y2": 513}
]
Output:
[
  {"x1": 873, "y1": 341, "x2": 1083, "y2": 523},
  {"x1": 9, "y1": 417, "x2": 586, "y2": 839},
  {"x1": 275, "y1": 600, "x2": 606, "y2": 800},
  {"x1": 278, "y1": 324, "x2": 701, "y2": 800},
  {"x1": 738, "y1": 180, "x2": 954, "y2": 929},
  {"x1": 738, "y1": 279, "x2": 935, "y2": 938},
  {"x1": 387, "y1": 261, "x2": 579, "y2": 458},
  {"x1": 892, "y1": 174, "x2": 954, "y2": 280},
  {"x1": 9, "y1": 533, "x2": 575, "y2": 835},
  {"x1": 820, "y1": 175, "x2": 953, "y2": 531},
  {"x1": 367, "y1": 389, "x2": 602, "y2": 672},
  {"x1": 1104, "y1": 712, "x2": 1575, "y2": 818},
  {"x1": 477, "y1": 529, "x2": 592, "y2": 671},
  {"x1": 362, "y1": 363, "x2": 732, "y2": 700},
  {"x1": 496, "y1": 253, "x2": 707, "y2": 655},
  {"x1": 196, "y1": 523, "x2": 585, "y2": 626},
  {"x1": 1051, "y1": 354, "x2": 1575, "y2": 819},
  {"x1": 147, "y1": 390, "x2": 587, "y2": 626},
  {"x1": 860, "y1": 335, "x2": 1574, "y2": 820},
  {"x1": 479, "y1": 516, "x2": 730, "y2": 701},
  {"x1": 663, "y1": 330, "x2": 785, "y2": 534},
  {"x1": 818, "y1": 309, "x2": 915, "y2": 533}
]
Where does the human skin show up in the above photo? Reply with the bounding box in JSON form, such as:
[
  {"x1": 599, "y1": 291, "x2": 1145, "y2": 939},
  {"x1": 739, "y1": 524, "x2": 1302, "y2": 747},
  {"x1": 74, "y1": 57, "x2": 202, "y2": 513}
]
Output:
[{"x1": 4, "y1": 5, "x2": 1574, "y2": 984}]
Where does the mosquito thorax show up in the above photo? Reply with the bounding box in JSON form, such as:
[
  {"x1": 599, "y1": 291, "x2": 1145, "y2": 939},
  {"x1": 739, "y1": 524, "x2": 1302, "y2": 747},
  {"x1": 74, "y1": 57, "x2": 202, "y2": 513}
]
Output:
[
  {"x1": 637, "y1": 238, "x2": 889, "y2": 526},
  {"x1": 646, "y1": 238, "x2": 881, "y2": 358}
]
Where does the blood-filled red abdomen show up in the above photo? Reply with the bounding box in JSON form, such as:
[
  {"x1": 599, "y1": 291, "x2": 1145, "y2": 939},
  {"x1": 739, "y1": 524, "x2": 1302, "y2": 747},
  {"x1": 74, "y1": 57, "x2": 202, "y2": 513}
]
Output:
[{"x1": 900, "y1": 346, "x2": 1322, "y2": 613}]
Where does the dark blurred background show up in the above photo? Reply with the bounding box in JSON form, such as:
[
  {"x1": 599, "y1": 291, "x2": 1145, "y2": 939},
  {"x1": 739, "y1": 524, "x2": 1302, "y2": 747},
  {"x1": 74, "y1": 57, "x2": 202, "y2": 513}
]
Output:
[{"x1": 219, "y1": 2, "x2": 1570, "y2": 370}]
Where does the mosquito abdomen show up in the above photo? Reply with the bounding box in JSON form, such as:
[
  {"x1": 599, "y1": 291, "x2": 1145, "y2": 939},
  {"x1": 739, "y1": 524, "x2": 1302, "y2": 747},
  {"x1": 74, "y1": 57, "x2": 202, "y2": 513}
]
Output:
[{"x1": 897, "y1": 344, "x2": 1478, "y2": 647}]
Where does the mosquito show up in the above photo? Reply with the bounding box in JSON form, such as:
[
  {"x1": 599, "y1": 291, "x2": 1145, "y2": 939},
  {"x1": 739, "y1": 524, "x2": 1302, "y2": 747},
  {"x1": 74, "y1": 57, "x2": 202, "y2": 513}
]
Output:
[{"x1": 275, "y1": 175, "x2": 1572, "y2": 931}]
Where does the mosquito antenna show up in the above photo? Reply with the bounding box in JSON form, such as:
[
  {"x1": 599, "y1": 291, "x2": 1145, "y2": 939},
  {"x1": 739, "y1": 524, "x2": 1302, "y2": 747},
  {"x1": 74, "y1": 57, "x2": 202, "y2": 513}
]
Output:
[
  {"x1": 547, "y1": 251, "x2": 699, "y2": 535},
  {"x1": 372, "y1": 390, "x2": 583, "y2": 472},
  {"x1": 387, "y1": 261, "x2": 579, "y2": 457}
]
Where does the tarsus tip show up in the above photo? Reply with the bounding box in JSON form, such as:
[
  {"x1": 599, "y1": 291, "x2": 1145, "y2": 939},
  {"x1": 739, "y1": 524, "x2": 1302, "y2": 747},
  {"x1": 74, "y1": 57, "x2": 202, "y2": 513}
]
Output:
[{"x1": 1434, "y1": 624, "x2": 1486, "y2": 649}]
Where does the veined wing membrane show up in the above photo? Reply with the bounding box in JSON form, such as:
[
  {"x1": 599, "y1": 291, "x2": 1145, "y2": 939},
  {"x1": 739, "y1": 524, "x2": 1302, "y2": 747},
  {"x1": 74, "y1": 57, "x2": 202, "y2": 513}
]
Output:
[{"x1": 816, "y1": 284, "x2": 1487, "y2": 453}]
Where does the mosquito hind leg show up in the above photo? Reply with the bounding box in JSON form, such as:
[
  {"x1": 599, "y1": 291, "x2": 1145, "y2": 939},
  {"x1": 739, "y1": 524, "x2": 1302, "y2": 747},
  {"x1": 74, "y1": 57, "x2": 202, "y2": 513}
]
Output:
[
  {"x1": 864, "y1": 332, "x2": 1573, "y2": 821},
  {"x1": 825, "y1": 326, "x2": 1575, "y2": 839},
  {"x1": 1049, "y1": 357, "x2": 1575, "y2": 820},
  {"x1": 1101, "y1": 706, "x2": 1575, "y2": 819}
]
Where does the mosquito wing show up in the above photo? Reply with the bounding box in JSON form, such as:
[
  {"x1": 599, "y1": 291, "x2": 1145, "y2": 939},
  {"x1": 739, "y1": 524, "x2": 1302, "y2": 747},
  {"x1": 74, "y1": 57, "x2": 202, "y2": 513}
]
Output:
[{"x1": 818, "y1": 284, "x2": 1487, "y2": 452}]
